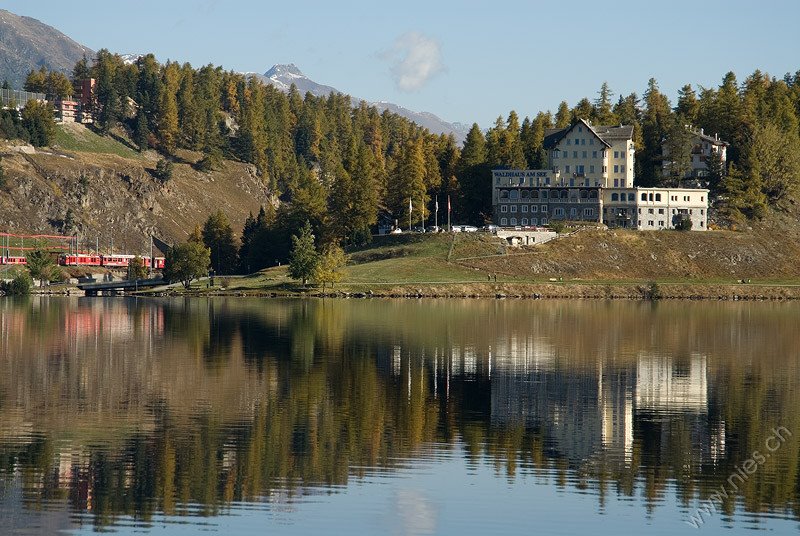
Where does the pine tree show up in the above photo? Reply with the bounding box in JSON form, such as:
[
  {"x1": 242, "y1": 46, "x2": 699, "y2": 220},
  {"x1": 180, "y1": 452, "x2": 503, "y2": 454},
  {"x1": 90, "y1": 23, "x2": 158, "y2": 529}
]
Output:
[
  {"x1": 202, "y1": 210, "x2": 238, "y2": 274},
  {"x1": 555, "y1": 101, "x2": 572, "y2": 128},
  {"x1": 594, "y1": 82, "x2": 617, "y2": 124},
  {"x1": 676, "y1": 84, "x2": 700, "y2": 125},
  {"x1": 572, "y1": 98, "x2": 594, "y2": 122},
  {"x1": 457, "y1": 124, "x2": 490, "y2": 224},
  {"x1": 288, "y1": 221, "x2": 319, "y2": 286},
  {"x1": 158, "y1": 62, "x2": 180, "y2": 154},
  {"x1": 389, "y1": 137, "x2": 427, "y2": 227},
  {"x1": 640, "y1": 78, "x2": 673, "y2": 186}
]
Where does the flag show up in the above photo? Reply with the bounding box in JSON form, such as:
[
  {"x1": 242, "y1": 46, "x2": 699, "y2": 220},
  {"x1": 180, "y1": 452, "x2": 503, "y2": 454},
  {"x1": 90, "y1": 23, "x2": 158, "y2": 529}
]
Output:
[
  {"x1": 409, "y1": 198, "x2": 413, "y2": 213},
  {"x1": 448, "y1": 195, "x2": 451, "y2": 212},
  {"x1": 435, "y1": 198, "x2": 439, "y2": 211}
]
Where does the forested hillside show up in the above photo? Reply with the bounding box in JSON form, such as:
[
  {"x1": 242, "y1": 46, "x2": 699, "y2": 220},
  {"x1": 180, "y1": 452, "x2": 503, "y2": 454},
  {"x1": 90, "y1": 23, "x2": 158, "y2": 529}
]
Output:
[{"x1": 2, "y1": 48, "x2": 800, "y2": 276}]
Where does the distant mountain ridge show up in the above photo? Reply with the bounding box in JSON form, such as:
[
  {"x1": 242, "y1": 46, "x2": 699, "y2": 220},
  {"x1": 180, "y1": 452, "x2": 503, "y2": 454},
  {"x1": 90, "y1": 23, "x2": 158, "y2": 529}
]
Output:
[
  {"x1": 0, "y1": 9, "x2": 92, "y2": 89},
  {"x1": 253, "y1": 64, "x2": 470, "y2": 143},
  {"x1": 0, "y1": 8, "x2": 468, "y2": 143}
]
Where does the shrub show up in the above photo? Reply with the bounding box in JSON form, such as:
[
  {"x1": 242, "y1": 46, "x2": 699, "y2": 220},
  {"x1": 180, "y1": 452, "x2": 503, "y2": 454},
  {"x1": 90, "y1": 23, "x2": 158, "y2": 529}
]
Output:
[
  {"x1": 675, "y1": 217, "x2": 693, "y2": 231},
  {"x1": 1, "y1": 272, "x2": 32, "y2": 295},
  {"x1": 645, "y1": 281, "x2": 662, "y2": 300},
  {"x1": 155, "y1": 159, "x2": 174, "y2": 183}
]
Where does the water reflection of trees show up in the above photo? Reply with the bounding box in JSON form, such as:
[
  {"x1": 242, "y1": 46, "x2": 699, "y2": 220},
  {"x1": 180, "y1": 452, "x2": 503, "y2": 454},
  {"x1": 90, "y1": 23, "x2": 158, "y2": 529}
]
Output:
[{"x1": 0, "y1": 298, "x2": 798, "y2": 529}]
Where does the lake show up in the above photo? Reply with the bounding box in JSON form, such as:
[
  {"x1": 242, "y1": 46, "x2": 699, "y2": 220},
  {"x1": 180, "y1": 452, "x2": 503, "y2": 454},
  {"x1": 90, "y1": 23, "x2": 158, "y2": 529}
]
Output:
[{"x1": 0, "y1": 297, "x2": 798, "y2": 535}]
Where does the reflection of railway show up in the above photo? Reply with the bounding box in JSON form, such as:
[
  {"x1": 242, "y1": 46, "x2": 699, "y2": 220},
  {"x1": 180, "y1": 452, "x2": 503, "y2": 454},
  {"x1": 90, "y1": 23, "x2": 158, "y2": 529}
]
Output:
[{"x1": 1, "y1": 254, "x2": 165, "y2": 269}]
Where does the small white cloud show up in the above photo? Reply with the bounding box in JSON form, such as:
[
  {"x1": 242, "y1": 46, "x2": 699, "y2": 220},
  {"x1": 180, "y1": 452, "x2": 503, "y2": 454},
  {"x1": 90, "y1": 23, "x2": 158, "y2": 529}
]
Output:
[{"x1": 381, "y1": 32, "x2": 444, "y2": 92}]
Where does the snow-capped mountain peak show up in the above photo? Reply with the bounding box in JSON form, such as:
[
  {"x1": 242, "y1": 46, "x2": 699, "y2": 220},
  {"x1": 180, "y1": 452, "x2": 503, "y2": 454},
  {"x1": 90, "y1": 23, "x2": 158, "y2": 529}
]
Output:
[{"x1": 254, "y1": 64, "x2": 469, "y2": 142}]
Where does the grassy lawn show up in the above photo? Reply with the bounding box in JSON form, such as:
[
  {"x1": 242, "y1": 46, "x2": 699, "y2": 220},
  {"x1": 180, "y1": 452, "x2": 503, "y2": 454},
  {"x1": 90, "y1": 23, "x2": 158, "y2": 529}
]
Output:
[{"x1": 53, "y1": 124, "x2": 140, "y2": 159}]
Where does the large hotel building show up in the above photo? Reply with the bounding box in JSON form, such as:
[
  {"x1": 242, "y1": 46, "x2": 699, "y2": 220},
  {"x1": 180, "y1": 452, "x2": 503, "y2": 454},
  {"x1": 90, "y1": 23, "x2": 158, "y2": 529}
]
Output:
[{"x1": 492, "y1": 119, "x2": 709, "y2": 231}]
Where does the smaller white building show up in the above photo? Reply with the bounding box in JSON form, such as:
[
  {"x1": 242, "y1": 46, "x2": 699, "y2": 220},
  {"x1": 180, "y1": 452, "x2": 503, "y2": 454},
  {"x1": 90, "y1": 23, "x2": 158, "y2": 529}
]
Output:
[
  {"x1": 603, "y1": 187, "x2": 709, "y2": 230},
  {"x1": 662, "y1": 127, "x2": 728, "y2": 179}
]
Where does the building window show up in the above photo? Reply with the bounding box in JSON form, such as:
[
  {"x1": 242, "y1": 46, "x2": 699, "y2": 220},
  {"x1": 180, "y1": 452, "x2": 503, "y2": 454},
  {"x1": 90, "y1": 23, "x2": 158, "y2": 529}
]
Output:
[
  {"x1": 649, "y1": 220, "x2": 654, "y2": 226},
  {"x1": 541, "y1": 218, "x2": 548, "y2": 225},
  {"x1": 569, "y1": 208, "x2": 577, "y2": 217},
  {"x1": 655, "y1": 193, "x2": 662, "y2": 201},
  {"x1": 501, "y1": 217, "x2": 507, "y2": 226},
  {"x1": 577, "y1": 165, "x2": 585, "y2": 174},
  {"x1": 567, "y1": 139, "x2": 571, "y2": 145},
  {"x1": 582, "y1": 151, "x2": 587, "y2": 158},
  {"x1": 581, "y1": 139, "x2": 586, "y2": 145},
  {"x1": 590, "y1": 138, "x2": 594, "y2": 145},
  {"x1": 553, "y1": 208, "x2": 565, "y2": 217},
  {"x1": 659, "y1": 220, "x2": 665, "y2": 227},
  {"x1": 509, "y1": 190, "x2": 519, "y2": 200},
  {"x1": 510, "y1": 218, "x2": 517, "y2": 226},
  {"x1": 578, "y1": 126, "x2": 582, "y2": 132},
  {"x1": 641, "y1": 193, "x2": 647, "y2": 201},
  {"x1": 700, "y1": 209, "x2": 704, "y2": 215},
  {"x1": 658, "y1": 208, "x2": 664, "y2": 214},
  {"x1": 614, "y1": 165, "x2": 619, "y2": 173},
  {"x1": 614, "y1": 178, "x2": 619, "y2": 187},
  {"x1": 541, "y1": 190, "x2": 548, "y2": 199},
  {"x1": 510, "y1": 205, "x2": 517, "y2": 213},
  {"x1": 573, "y1": 151, "x2": 578, "y2": 158},
  {"x1": 590, "y1": 165, "x2": 595, "y2": 173},
  {"x1": 531, "y1": 205, "x2": 538, "y2": 213},
  {"x1": 565, "y1": 165, "x2": 570, "y2": 173},
  {"x1": 562, "y1": 151, "x2": 568, "y2": 158},
  {"x1": 521, "y1": 205, "x2": 528, "y2": 213},
  {"x1": 521, "y1": 218, "x2": 528, "y2": 226},
  {"x1": 614, "y1": 151, "x2": 619, "y2": 158},
  {"x1": 649, "y1": 193, "x2": 654, "y2": 201},
  {"x1": 584, "y1": 208, "x2": 594, "y2": 217},
  {"x1": 593, "y1": 151, "x2": 598, "y2": 158},
  {"x1": 501, "y1": 205, "x2": 508, "y2": 213},
  {"x1": 531, "y1": 218, "x2": 538, "y2": 226},
  {"x1": 648, "y1": 208, "x2": 654, "y2": 214},
  {"x1": 541, "y1": 205, "x2": 548, "y2": 212},
  {"x1": 628, "y1": 193, "x2": 635, "y2": 201},
  {"x1": 603, "y1": 166, "x2": 607, "y2": 173},
  {"x1": 611, "y1": 193, "x2": 619, "y2": 201}
]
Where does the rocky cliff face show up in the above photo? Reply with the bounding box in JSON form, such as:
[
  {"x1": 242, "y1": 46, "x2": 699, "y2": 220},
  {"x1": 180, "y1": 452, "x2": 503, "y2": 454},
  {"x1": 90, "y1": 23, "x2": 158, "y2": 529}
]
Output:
[{"x1": 0, "y1": 138, "x2": 271, "y2": 255}]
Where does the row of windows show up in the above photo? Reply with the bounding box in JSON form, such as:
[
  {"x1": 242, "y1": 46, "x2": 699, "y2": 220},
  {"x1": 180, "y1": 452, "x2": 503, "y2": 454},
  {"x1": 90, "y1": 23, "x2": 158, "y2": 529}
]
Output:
[
  {"x1": 610, "y1": 192, "x2": 637, "y2": 202},
  {"x1": 499, "y1": 189, "x2": 599, "y2": 200},
  {"x1": 557, "y1": 150, "x2": 604, "y2": 159},
  {"x1": 550, "y1": 208, "x2": 595, "y2": 218},
  {"x1": 501, "y1": 205, "x2": 550, "y2": 213},
  {"x1": 640, "y1": 208, "x2": 704, "y2": 215},
  {"x1": 565, "y1": 137, "x2": 595, "y2": 146},
  {"x1": 500, "y1": 217, "x2": 551, "y2": 226}
]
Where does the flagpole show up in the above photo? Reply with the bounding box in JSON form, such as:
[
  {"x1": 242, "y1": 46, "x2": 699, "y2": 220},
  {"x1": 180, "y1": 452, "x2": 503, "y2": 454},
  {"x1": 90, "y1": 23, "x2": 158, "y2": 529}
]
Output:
[
  {"x1": 435, "y1": 196, "x2": 439, "y2": 231},
  {"x1": 447, "y1": 195, "x2": 451, "y2": 232},
  {"x1": 409, "y1": 197, "x2": 412, "y2": 232}
]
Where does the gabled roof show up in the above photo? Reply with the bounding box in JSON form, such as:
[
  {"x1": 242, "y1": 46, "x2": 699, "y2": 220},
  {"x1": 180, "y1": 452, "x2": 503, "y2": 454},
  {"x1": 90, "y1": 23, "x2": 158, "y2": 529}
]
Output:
[
  {"x1": 543, "y1": 118, "x2": 633, "y2": 150},
  {"x1": 691, "y1": 129, "x2": 729, "y2": 146}
]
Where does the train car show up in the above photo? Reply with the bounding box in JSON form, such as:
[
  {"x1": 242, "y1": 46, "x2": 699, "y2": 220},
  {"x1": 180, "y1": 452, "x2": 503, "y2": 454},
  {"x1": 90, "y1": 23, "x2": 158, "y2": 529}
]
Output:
[
  {"x1": 151, "y1": 257, "x2": 166, "y2": 270},
  {"x1": 100, "y1": 254, "x2": 136, "y2": 268},
  {"x1": 0, "y1": 256, "x2": 27, "y2": 265},
  {"x1": 59, "y1": 253, "x2": 102, "y2": 266}
]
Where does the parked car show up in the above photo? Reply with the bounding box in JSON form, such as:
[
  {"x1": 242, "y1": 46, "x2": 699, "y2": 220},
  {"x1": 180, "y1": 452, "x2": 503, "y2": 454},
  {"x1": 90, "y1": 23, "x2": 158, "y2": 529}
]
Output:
[
  {"x1": 461, "y1": 225, "x2": 479, "y2": 233},
  {"x1": 482, "y1": 225, "x2": 498, "y2": 233},
  {"x1": 425, "y1": 226, "x2": 441, "y2": 233}
]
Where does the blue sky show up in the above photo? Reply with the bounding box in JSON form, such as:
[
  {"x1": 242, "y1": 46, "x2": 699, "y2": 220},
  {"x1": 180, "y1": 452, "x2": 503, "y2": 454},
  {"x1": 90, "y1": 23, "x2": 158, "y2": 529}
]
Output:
[{"x1": 6, "y1": 0, "x2": 800, "y2": 127}]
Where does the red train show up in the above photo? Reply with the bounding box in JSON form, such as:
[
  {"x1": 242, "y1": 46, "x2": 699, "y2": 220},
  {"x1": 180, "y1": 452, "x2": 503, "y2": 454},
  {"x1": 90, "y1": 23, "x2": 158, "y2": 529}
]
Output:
[
  {"x1": 59, "y1": 254, "x2": 166, "y2": 269},
  {"x1": 0, "y1": 256, "x2": 28, "y2": 265}
]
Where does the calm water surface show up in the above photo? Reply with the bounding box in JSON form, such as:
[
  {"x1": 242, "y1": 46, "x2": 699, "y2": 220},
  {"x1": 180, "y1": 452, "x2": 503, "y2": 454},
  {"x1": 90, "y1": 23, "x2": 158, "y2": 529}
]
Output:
[{"x1": 0, "y1": 297, "x2": 799, "y2": 535}]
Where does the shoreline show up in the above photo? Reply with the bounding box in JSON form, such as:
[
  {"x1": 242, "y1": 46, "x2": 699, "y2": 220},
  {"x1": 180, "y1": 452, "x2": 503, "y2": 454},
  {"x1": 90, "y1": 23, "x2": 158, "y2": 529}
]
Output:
[{"x1": 131, "y1": 282, "x2": 800, "y2": 301}]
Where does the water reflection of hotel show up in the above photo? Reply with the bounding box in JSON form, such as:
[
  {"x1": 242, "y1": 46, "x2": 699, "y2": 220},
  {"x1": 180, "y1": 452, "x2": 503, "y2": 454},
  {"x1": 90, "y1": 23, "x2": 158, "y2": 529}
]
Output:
[{"x1": 488, "y1": 337, "x2": 723, "y2": 467}]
